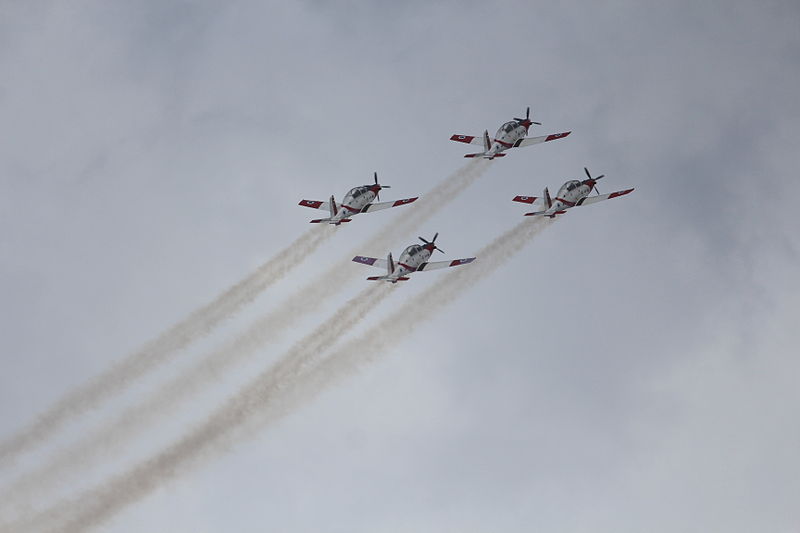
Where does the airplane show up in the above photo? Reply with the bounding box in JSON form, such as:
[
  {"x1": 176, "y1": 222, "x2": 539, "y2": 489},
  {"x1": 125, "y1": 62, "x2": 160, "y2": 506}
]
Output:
[
  {"x1": 298, "y1": 172, "x2": 418, "y2": 225},
  {"x1": 512, "y1": 167, "x2": 634, "y2": 218},
  {"x1": 352, "y1": 233, "x2": 475, "y2": 283},
  {"x1": 449, "y1": 107, "x2": 571, "y2": 160}
]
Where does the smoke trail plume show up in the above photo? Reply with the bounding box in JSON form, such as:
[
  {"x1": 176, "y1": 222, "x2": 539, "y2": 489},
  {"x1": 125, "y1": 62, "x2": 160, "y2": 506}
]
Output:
[
  {"x1": 3, "y1": 282, "x2": 395, "y2": 533},
  {"x1": 12, "y1": 217, "x2": 546, "y2": 533},
  {"x1": 279, "y1": 218, "x2": 552, "y2": 408},
  {"x1": 0, "y1": 160, "x2": 492, "y2": 509},
  {"x1": 0, "y1": 225, "x2": 333, "y2": 465}
]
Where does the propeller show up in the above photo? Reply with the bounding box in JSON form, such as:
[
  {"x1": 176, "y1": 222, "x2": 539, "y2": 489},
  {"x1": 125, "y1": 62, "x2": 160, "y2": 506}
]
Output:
[
  {"x1": 513, "y1": 106, "x2": 542, "y2": 127},
  {"x1": 418, "y1": 232, "x2": 444, "y2": 254},
  {"x1": 583, "y1": 167, "x2": 605, "y2": 195},
  {"x1": 373, "y1": 171, "x2": 391, "y2": 201}
]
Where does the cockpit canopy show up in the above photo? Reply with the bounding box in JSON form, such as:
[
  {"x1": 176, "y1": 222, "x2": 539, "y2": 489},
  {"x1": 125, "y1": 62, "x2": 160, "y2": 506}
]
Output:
[
  {"x1": 501, "y1": 121, "x2": 518, "y2": 133},
  {"x1": 557, "y1": 180, "x2": 582, "y2": 196},
  {"x1": 403, "y1": 244, "x2": 423, "y2": 257},
  {"x1": 347, "y1": 186, "x2": 371, "y2": 198}
]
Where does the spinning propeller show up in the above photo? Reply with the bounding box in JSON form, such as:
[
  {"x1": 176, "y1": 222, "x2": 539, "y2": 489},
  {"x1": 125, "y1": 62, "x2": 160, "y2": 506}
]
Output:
[
  {"x1": 373, "y1": 171, "x2": 391, "y2": 201},
  {"x1": 514, "y1": 106, "x2": 542, "y2": 128},
  {"x1": 418, "y1": 232, "x2": 444, "y2": 254},
  {"x1": 583, "y1": 167, "x2": 605, "y2": 196}
]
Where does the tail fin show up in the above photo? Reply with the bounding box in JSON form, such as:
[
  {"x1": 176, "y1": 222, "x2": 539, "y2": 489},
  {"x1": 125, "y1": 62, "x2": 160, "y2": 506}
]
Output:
[
  {"x1": 329, "y1": 195, "x2": 338, "y2": 216},
  {"x1": 387, "y1": 252, "x2": 395, "y2": 277},
  {"x1": 463, "y1": 132, "x2": 494, "y2": 158},
  {"x1": 543, "y1": 187, "x2": 552, "y2": 210}
]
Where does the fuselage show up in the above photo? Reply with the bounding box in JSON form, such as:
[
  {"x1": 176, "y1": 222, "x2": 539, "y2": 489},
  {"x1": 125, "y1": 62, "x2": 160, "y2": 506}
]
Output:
[
  {"x1": 487, "y1": 120, "x2": 529, "y2": 158},
  {"x1": 330, "y1": 184, "x2": 381, "y2": 223},
  {"x1": 545, "y1": 179, "x2": 594, "y2": 216},
  {"x1": 386, "y1": 243, "x2": 435, "y2": 281}
]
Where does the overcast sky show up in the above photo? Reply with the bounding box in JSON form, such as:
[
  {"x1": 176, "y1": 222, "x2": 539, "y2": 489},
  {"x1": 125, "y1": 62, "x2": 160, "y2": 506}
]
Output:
[{"x1": 1, "y1": 1, "x2": 799, "y2": 531}]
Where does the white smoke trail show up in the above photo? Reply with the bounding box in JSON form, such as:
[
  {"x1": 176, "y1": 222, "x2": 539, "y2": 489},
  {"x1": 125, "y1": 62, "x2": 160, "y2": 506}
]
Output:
[
  {"x1": 0, "y1": 225, "x2": 333, "y2": 466},
  {"x1": 278, "y1": 218, "x2": 553, "y2": 408},
  {"x1": 2, "y1": 282, "x2": 394, "y2": 533},
  {"x1": 0, "y1": 160, "x2": 492, "y2": 509},
  {"x1": 9, "y1": 217, "x2": 547, "y2": 533}
]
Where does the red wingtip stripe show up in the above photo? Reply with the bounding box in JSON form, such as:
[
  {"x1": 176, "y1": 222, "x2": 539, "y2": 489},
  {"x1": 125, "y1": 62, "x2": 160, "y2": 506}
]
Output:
[
  {"x1": 449, "y1": 258, "x2": 476, "y2": 267},
  {"x1": 544, "y1": 131, "x2": 571, "y2": 142},
  {"x1": 392, "y1": 197, "x2": 418, "y2": 206},
  {"x1": 608, "y1": 188, "x2": 635, "y2": 199}
]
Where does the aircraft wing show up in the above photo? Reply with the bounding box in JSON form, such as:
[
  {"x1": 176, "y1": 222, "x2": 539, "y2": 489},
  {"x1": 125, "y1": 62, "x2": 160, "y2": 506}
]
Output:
[
  {"x1": 352, "y1": 256, "x2": 389, "y2": 270},
  {"x1": 417, "y1": 257, "x2": 476, "y2": 271},
  {"x1": 512, "y1": 131, "x2": 571, "y2": 148},
  {"x1": 576, "y1": 188, "x2": 634, "y2": 206},
  {"x1": 361, "y1": 197, "x2": 419, "y2": 213},
  {"x1": 449, "y1": 134, "x2": 484, "y2": 146},
  {"x1": 512, "y1": 195, "x2": 539, "y2": 204},
  {"x1": 299, "y1": 199, "x2": 331, "y2": 211}
]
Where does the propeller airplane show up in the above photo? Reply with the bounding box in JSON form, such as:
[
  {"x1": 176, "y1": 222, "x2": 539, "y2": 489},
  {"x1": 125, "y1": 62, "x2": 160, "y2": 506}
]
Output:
[
  {"x1": 450, "y1": 106, "x2": 571, "y2": 160},
  {"x1": 299, "y1": 172, "x2": 418, "y2": 225},
  {"x1": 513, "y1": 167, "x2": 634, "y2": 218},
  {"x1": 352, "y1": 233, "x2": 475, "y2": 283}
]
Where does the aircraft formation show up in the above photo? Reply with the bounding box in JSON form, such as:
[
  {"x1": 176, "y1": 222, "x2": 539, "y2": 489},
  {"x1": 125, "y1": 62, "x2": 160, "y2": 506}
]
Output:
[{"x1": 299, "y1": 106, "x2": 634, "y2": 283}]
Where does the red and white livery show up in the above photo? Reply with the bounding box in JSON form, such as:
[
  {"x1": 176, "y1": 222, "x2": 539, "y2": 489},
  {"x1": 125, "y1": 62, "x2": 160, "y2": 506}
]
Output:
[
  {"x1": 299, "y1": 172, "x2": 418, "y2": 225},
  {"x1": 352, "y1": 233, "x2": 475, "y2": 283},
  {"x1": 450, "y1": 107, "x2": 571, "y2": 160},
  {"x1": 513, "y1": 167, "x2": 634, "y2": 218}
]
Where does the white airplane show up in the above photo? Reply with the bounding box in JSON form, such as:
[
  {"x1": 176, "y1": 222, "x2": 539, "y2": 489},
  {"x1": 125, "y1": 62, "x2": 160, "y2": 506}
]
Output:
[
  {"x1": 513, "y1": 167, "x2": 634, "y2": 218},
  {"x1": 299, "y1": 172, "x2": 418, "y2": 225},
  {"x1": 450, "y1": 107, "x2": 571, "y2": 160},
  {"x1": 352, "y1": 233, "x2": 475, "y2": 283}
]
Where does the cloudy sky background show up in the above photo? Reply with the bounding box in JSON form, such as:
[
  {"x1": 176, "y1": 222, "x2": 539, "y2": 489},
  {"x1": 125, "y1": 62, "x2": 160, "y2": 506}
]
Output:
[{"x1": 1, "y1": 0, "x2": 799, "y2": 531}]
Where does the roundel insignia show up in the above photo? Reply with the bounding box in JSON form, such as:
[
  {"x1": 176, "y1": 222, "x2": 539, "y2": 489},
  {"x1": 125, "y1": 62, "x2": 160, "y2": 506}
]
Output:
[
  {"x1": 519, "y1": 196, "x2": 529, "y2": 201},
  {"x1": 458, "y1": 135, "x2": 466, "y2": 139}
]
